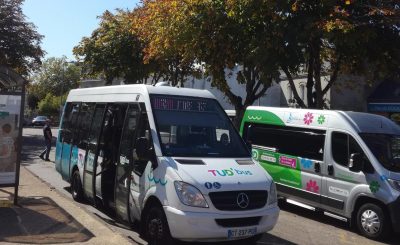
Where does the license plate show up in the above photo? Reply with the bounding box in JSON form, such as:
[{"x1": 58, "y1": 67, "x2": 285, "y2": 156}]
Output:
[{"x1": 227, "y1": 227, "x2": 257, "y2": 239}]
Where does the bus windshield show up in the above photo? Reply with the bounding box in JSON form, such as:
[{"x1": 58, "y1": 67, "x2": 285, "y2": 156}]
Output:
[
  {"x1": 150, "y1": 95, "x2": 249, "y2": 158},
  {"x1": 360, "y1": 133, "x2": 400, "y2": 172}
]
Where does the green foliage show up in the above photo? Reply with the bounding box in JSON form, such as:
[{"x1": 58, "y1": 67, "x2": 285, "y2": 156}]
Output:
[
  {"x1": 74, "y1": 10, "x2": 158, "y2": 84},
  {"x1": 135, "y1": 0, "x2": 283, "y2": 127},
  {"x1": 37, "y1": 93, "x2": 65, "y2": 117},
  {"x1": 26, "y1": 93, "x2": 39, "y2": 110},
  {"x1": 0, "y1": 0, "x2": 44, "y2": 77},
  {"x1": 278, "y1": 0, "x2": 400, "y2": 108},
  {"x1": 28, "y1": 57, "x2": 80, "y2": 101}
]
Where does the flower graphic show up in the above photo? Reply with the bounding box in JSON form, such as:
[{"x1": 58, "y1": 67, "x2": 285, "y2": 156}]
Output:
[
  {"x1": 303, "y1": 112, "x2": 314, "y2": 125},
  {"x1": 300, "y1": 158, "x2": 313, "y2": 169},
  {"x1": 306, "y1": 180, "x2": 319, "y2": 193},
  {"x1": 369, "y1": 181, "x2": 380, "y2": 193},
  {"x1": 317, "y1": 115, "x2": 326, "y2": 124}
]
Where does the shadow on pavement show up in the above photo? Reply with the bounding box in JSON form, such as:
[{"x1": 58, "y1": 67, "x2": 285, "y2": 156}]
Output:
[
  {"x1": 0, "y1": 196, "x2": 94, "y2": 244},
  {"x1": 21, "y1": 133, "x2": 57, "y2": 164},
  {"x1": 256, "y1": 233, "x2": 297, "y2": 245}
]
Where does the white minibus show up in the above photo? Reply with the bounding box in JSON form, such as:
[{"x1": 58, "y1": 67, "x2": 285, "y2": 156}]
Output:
[
  {"x1": 241, "y1": 106, "x2": 400, "y2": 240},
  {"x1": 55, "y1": 85, "x2": 279, "y2": 244}
]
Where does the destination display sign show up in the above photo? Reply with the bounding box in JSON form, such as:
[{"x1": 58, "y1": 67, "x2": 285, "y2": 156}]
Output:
[{"x1": 151, "y1": 95, "x2": 212, "y2": 112}]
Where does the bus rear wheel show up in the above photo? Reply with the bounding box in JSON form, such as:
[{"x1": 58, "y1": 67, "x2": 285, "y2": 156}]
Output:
[
  {"x1": 71, "y1": 170, "x2": 84, "y2": 202},
  {"x1": 145, "y1": 206, "x2": 173, "y2": 245}
]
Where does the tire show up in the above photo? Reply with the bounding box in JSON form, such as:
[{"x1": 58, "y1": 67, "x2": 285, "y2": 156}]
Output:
[
  {"x1": 71, "y1": 170, "x2": 84, "y2": 202},
  {"x1": 144, "y1": 206, "x2": 174, "y2": 245},
  {"x1": 356, "y1": 203, "x2": 390, "y2": 240}
]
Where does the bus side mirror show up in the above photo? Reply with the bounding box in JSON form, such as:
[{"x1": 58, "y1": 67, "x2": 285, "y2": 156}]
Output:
[
  {"x1": 135, "y1": 137, "x2": 158, "y2": 169},
  {"x1": 136, "y1": 137, "x2": 149, "y2": 159},
  {"x1": 349, "y1": 153, "x2": 364, "y2": 172}
]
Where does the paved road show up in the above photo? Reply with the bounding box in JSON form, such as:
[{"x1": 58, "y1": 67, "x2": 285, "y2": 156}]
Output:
[{"x1": 22, "y1": 127, "x2": 400, "y2": 245}]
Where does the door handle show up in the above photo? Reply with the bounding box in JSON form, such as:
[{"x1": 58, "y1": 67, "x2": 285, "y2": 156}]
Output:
[
  {"x1": 328, "y1": 165, "x2": 334, "y2": 175},
  {"x1": 314, "y1": 162, "x2": 321, "y2": 173}
]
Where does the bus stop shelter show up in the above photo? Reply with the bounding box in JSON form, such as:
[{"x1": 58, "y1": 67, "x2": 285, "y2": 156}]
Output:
[{"x1": 0, "y1": 65, "x2": 26, "y2": 205}]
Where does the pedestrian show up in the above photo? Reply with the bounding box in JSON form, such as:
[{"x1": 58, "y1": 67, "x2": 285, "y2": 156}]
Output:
[{"x1": 39, "y1": 119, "x2": 52, "y2": 161}]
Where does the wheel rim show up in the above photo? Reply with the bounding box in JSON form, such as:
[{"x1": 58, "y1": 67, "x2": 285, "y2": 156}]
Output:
[
  {"x1": 361, "y1": 209, "x2": 381, "y2": 235},
  {"x1": 148, "y1": 215, "x2": 164, "y2": 243}
]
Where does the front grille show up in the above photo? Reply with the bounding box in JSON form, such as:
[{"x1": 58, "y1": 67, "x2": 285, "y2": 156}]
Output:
[
  {"x1": 209, "y1": 190, "x2": 268, "y2": 211},
  {"x1": 215, "y1": 216, "x2": 262, "y2": 228}
]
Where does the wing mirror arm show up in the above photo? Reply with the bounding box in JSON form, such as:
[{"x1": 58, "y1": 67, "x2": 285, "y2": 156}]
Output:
[{"x1": 349, "y1": 153, "x2": 364, "y2": 172}]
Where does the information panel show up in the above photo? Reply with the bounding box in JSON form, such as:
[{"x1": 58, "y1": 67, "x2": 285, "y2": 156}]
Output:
[
  {"x1": 151, "y1": 95, "x2": 211, "y2": 112},
  {"x1": 0, "y1": 95, "x2": 21, "y2": 185}
]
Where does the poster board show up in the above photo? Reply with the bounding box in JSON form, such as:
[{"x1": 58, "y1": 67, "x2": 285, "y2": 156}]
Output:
[{"x1": 0, "y1": 94, "x2": 21, "y2": 185}]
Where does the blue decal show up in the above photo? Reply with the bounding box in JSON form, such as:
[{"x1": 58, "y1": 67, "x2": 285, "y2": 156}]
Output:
[
  {"x1": 380, "y1": 175, "x2": 388, "y2": 181},
  {"x1": 205, "y1": 182, "x2": 212, "y2": 189},
  {"x1": 300, "y1": 158, "x2": 313, "y2": 169},
  {"x1": 148, "y1": 174, "x2": 167, "y2": 186},
  {"x1": 213, "y1": 182, "x2": 221, "y2": 189}
]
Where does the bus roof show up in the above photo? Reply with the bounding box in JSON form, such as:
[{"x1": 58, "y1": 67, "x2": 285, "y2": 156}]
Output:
[
  {"x1": 243, "y1": 106, "x2": 400, "y2": 134},
  {"x1": 67, "y1": 84, "x2": 215, "y2": 102}
]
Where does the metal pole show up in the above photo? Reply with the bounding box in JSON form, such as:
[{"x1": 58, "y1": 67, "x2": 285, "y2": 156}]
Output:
[{"x1": 14, "y1": 83, "x2": 26, "y2": 205}]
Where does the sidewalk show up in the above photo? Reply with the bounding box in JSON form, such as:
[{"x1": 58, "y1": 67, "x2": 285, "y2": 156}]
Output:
[{"x1": 0, "y1": 166, "x2": 132, "y2": 245}]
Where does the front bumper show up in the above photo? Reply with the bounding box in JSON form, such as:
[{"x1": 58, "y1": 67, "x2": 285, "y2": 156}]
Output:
[
  {"x1": 388, "y1": 196, "x2": 400, "y2": 233},
  {"x1": 164, "y1": 205, "x2": 280, "y2": 242}
]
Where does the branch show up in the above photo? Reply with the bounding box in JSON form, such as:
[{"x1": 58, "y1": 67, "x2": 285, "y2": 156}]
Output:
[
  {"x1": 282, "y1": 66, "x2": 307, "y2": 108},
  {"x1": 322, "y1": 55, "x2": 342, "y2": 95},
  {"x1": 253, "y1": 85, "x2": 268, "y2": 102}
]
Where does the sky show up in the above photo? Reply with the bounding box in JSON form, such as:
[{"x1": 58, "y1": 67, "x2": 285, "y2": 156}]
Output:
[{"x1": 22, "y1": 0, "x2": 139, "y2": 61}]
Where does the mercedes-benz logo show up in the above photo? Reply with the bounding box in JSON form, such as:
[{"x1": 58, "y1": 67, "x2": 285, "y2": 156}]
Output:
[{"x1": 236, "y1": 192, "x2": 250, "y2": 209}]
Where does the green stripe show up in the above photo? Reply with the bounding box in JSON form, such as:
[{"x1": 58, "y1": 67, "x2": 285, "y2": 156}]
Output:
[{"x1": 240, "y1": 109, "x2": 284, "y2": 134}]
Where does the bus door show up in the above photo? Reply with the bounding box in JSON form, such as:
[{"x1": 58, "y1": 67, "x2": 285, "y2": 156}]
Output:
[
  {"x1": 83, "y1": 104, "x2": 106, "y2": 201},
  {"x1": 94, "y1": 103, "x2": 127, "y2": 206},
  {"x1": 129, "y1": 104, "x2": 155, "y2": 221},
  {"x1": 116, "y1": 103, "x2": 140, "y2": 222}
]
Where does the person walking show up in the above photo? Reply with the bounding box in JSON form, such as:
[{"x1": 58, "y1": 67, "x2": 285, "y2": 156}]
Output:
[{"x1": 39, "y1": 119, "x2": 52, "y2": 161}]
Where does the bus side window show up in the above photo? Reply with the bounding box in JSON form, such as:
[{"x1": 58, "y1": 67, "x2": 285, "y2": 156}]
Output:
[
  {"x1": 76, "y1": 102, "x2": 95, "y2": 149},
  {"x1": 61, "y1": 102, "x2": 80, "y2": 144},
  {"x1": 133, "y1": 112, "x2": 156, "y2": 174},
  {"x1": 70, "y1": 103, "x2": 81, "y2": 145},
  {"x1": 119, "y1": 104, "x2": 140, "y2": 170},
  {"x1": 60, "y1": 102, "x2": 73, "y2": 143}
]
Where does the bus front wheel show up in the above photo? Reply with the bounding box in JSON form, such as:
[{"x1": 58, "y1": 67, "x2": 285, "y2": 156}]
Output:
[
  {"x1": 356, "y1": 203, "x2": 390, "y2": 240},
  {"x1": 145, "y1": 206, "x2": 173, "y2": 245},
  {"x1": 71, "y1": 170, "x2": 84, "y2": 202}
]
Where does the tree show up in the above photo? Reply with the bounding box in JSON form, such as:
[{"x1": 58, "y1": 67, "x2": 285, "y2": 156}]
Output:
[
  {"x1": 132, "y1": 1, "x2": 202, "y2": 86},
  {"x1": 135, "y1": 0, "x2": 285, "y2": 127},
  {"x1": 28, "y1": 57, "x2": 81, "y2": 103},
  {"x1": 0, "y1": 0, "x2": 44, "y2": 78},
  {"x1": 279, "y1": 0, "x2": 400, "y2": 108},
  {"x1": 37, "y1": 93, "x2": 65, "y2": 117},
  {"x1": 74, "y1": 10, "x2": 162, "y2": 85}
]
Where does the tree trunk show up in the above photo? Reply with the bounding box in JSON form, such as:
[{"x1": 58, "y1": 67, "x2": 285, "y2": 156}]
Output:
[
  {"x1": 313, "y1": 41, "x2": 324, "y2": 109},
  {"x1": 307, "y1": 40, "x2": 315, "y2": 108},
  {"x1": 282, "y1": 66, "x2": 307, "y2": 108},
  {"x1": 233, "y1": 103, "x2": 245, "y2": 130}
]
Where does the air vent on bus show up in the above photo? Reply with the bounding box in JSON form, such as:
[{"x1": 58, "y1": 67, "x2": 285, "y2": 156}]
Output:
[
  {"x1": 175, "y1": 159, "x2": 205, "y2": 165},
  {"x1": 236, "y1": 159, "x2": 254, "y2": 165}
]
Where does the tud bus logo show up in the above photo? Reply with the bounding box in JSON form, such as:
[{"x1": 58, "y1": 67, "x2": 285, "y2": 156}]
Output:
[{"x1": 208, "y1": 168, "x2": 253, "y2": 177}]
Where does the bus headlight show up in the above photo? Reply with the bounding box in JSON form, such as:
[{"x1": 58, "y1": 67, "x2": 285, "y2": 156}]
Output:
[
  {"x1": 174, "y1": 181, "x2": 209, "y2": 208},
  {"x1": 388, "y1": 179, "x2": 400, "y2": 192},
  {"x1": 268, "y1": 181, "x2": 277, "y2": 205}
]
